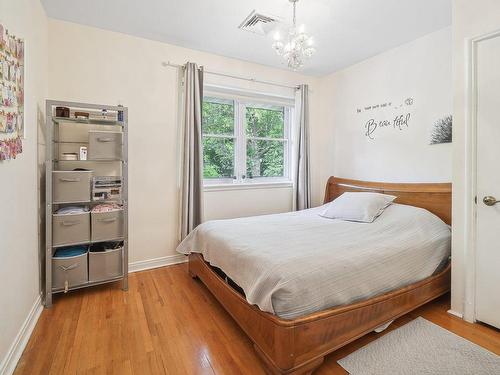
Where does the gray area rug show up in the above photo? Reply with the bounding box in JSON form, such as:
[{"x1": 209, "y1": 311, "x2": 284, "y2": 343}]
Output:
[{"x1": 338, "y1": 317, "x2": 500, "y2": 375}]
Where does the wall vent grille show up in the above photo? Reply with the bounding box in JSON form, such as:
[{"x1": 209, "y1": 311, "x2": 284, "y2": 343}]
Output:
[{"x1": 238, "y1": 10, "x2": 279, "y2": 35}]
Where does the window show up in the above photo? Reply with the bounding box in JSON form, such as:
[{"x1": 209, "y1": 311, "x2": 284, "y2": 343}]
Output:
[
  {"x1": 202, "y1": 97, "x2": 236, "y2": 179},
  {"x1": 202, "y1": 95, "x2": 292, "y2": 185}
]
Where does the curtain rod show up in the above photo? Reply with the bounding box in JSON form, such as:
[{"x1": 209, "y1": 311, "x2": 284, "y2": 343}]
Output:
[{"x1": 161, "y1": 61, "x2": 300, "y2": 90}]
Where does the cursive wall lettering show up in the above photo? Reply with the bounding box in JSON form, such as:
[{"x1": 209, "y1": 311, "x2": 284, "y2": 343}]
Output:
[{"x1": 365, "y1": 113, "x2": 411, "y2": 140}]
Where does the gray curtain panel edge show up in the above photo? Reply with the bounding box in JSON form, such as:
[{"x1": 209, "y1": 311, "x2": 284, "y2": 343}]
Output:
[
  {"x1": 294, "y1": 84, "x2": 311, "y2": 211},
  {"x1": 180, "y1": 62, "x2": 204, "y2": 240}
]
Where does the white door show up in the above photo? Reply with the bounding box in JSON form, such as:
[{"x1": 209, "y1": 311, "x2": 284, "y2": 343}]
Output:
[{"x1": 475, "y1": 33, "x2": 500, "y2": 329}]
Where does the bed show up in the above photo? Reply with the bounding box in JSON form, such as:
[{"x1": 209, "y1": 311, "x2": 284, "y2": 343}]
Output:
[{"x1": 178, "y1": 177, "x2": 452, "y2": 374}]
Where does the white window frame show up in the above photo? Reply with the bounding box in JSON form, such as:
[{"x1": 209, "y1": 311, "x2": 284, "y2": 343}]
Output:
[{"x1": 202, "y1": 92, "x2": 293, "y2": 187}]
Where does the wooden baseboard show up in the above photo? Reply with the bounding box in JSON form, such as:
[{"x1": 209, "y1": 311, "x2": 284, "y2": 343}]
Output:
[{"x1": 0, "y1": 295, "x2": 43, "y2": 375}]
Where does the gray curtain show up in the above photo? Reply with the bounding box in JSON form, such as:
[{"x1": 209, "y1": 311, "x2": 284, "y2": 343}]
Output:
[
  {"x1": 293, "y1": 84, "x2": 311, "y2": 210},
  {"x1": 180, "y1": 62, "x2": 204, "y2": 239}
]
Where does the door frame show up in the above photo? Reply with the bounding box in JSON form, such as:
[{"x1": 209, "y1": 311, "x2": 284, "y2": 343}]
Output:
[{"x1": 464, "y1": 28, "x2": 500, "y2": 323}]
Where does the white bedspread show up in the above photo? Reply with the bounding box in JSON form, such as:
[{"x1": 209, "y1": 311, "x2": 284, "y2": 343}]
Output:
[{"x1": 176, "y1": 204, "x2": 451, "y2": 320}]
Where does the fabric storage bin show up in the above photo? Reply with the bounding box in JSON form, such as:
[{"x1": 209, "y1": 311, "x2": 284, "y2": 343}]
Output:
[
  {"x1": 88, "y1": 131, "x2": 123, "y2": 160},
  {"x1": 89, "y1": 247, "x2": 123, "y2": 282},
  {"x1": 53, "y1": 211, "x2": 90, "y2": 246},
  {"x1": 57, "y1": 122, "x2": 90, "y2": 143},
  {"x1": 52, "y1": 247, "x2": 88, "y2": 291},
  {"x1": 53, "y1": 170, "x2": 92, "y2": 203},
  {"x1": 91, "y1": 209, "x2": 124, "y2": 241}
]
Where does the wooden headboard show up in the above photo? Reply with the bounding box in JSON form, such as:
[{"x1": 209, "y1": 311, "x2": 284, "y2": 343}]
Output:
[{"x1": 324, "y1": 177, "x2": 452, "y2": 225}]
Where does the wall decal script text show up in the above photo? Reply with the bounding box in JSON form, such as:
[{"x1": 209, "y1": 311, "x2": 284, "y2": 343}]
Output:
[{"x1": 365, "y1": 113, "x2": 411, "y2": 140}]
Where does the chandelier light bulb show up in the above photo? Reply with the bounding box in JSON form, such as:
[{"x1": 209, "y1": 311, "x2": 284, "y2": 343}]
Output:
[
  {"x1": 273, "y1": 40, "x2": 284, "y2": 54},
  {"x1": 271, "y1": 0, "x2": 316, "y2": 70}
]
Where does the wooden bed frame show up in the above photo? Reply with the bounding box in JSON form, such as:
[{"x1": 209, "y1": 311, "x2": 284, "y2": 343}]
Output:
[{"x1": 188, "y1": 177, "x2": 452, "y2": 374}]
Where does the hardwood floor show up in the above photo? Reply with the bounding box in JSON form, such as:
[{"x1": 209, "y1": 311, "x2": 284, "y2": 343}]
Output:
[{"x1": 15, "y1": 263, "x2": 500, "y2": 375}]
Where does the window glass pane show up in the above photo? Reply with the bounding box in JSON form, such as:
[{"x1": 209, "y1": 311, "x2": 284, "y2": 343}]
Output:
[
  {"x1": 202, "y1": 97, "x2": 234, "y2": 135},
  {"x1": 245, "y1": 106, "x2": 284, "y2": 138},
  {"x1": 203, "y1": 137, "x2": 235, "y2": 178},
  {"x1": 246, "y1": 140, "x2": 285, "y2": 178}
]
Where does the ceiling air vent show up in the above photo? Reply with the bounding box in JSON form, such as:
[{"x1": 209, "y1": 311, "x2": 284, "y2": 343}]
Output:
[{"x1": 238, "y1": 10, "x2": 279, "y2": 35}]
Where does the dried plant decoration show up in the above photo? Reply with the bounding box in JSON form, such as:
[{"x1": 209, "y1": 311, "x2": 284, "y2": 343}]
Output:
[{"x1": 430, "y1": 115, "x2": 452, "y2": 145}]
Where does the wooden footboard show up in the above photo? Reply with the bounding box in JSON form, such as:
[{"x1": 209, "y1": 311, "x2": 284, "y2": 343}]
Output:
[{"x1": 189, "y1": 253, "x2": 451, "y2": 374}]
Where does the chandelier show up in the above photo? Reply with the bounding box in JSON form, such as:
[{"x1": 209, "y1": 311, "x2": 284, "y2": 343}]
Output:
[{"x1": 272, "y1": 0, "x2": 315, "y2": 70}]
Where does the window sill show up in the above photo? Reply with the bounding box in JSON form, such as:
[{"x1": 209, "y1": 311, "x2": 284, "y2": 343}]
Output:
[{"x1": 204, "y1": 181, "x2": 293, "y2": 192}]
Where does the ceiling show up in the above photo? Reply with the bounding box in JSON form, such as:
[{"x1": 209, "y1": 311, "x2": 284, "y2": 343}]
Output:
[{"x1": 41, "y1": 0, "x2": 451, "y2": 76}]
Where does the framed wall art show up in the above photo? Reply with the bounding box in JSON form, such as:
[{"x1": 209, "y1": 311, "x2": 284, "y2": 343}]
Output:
[{"x1": 0, "y1": 22, "x2": 24, "y2": 161}]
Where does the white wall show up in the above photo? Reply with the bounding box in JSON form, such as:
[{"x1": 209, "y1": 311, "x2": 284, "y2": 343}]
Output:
[
  {"x1": 0, "y1": 0, "x2": 48, "y2": 373},
  {"x1": 318, "y1": 28, "x2": 452, "y2": 183},
  {"x1": 451, "y1": 0, "x2": 500, "y2": 319},
  {"x1": 205, "y1": 186, "x2": 293, "y2": 220},
  {"x1": 47, "y1": 20, "x2": 324, "y2": 264}
]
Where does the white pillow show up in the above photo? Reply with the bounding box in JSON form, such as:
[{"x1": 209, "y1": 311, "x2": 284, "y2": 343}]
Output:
[{"x1": 320, "y1": 192, "x2": 396, "y2": 223}]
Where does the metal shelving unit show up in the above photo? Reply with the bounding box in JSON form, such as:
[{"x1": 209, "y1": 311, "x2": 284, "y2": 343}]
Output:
[{"x1": 44, "y1": 100, "x2": 128, "y2": 307}]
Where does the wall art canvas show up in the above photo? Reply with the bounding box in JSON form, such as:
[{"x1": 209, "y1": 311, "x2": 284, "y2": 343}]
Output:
[
  {"x1": 430, "y1": 115, "x2": 452, "y2": 145},
  {"x1": 0, "y1": 23, "x2": 24, "y2": 161}
]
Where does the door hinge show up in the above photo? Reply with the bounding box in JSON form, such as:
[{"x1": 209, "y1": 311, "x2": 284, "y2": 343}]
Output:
[{"x1": 474, "y1": 196, "x2": 477, "y2": 204}]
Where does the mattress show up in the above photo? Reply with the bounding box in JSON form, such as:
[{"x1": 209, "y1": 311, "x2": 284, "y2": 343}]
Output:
[{"x1": 176, "y1": 203, "x2": 451, "y2": 320}]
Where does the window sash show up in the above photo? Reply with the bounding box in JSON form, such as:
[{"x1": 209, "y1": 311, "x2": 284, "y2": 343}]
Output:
[
  {"x1": 202, "y1": 97, "x2": 235, "y2": 137},
  {"x1": 202, "y1": 96, "x2": 292, "y2": 185},
  {"x1": 244, "y1": 105, "x2": 286, "y2": 139},
  {"x1": 202, "y1": 135, "x2": 236, "y2": 182},
  {"x1": 246, "y1": 136, "x2": 288, "y2": 141},
  {"x1": 203, "y1": 134, "x2": 235, "y2": 139},
  {"x1": 246, "y1": 139, "x2": 288, "y2": 180}
]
